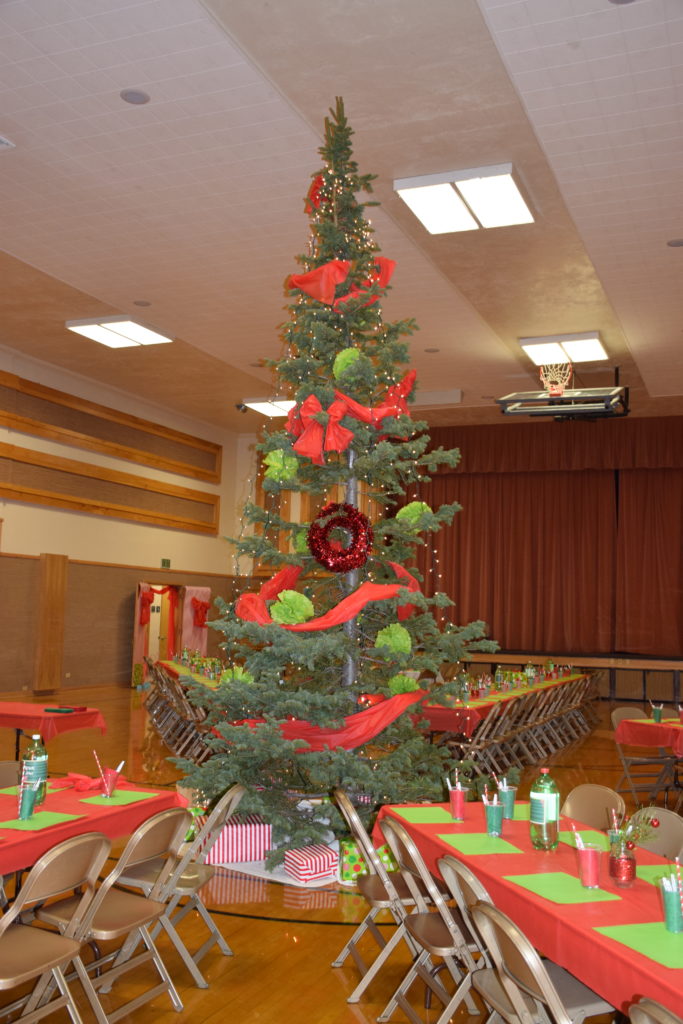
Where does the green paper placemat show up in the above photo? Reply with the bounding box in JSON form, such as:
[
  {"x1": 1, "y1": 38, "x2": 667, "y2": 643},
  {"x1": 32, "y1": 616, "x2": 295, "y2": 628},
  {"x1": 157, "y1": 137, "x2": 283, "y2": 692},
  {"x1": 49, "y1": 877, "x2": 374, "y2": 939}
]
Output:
[
  {"x1": 80, "y1": 789, "x2": 159, "y2": 806},
  {"x1": 513, "y1": 803, "x2": 530, "y2": 820},
  {"x1": 505, "y1": 871, "x2": 620, "y2": 904},
  {"x1": 438, "y1": 832, "x2": 523, "y2": 855},
  {"x1": 0, "y1": 811, "x2": 84, "y2": 831},
  {"x1": 595, "y1": 922, "x2": 683, "y2": 968},
  {"x1": 637, "y1": 864, "x2": 679, "y2": 887},
  {"x1": 559, "y1": 829, "x2": 610, "y2": 852},
  {"x1": 392, "y1": 806, "x2": 454, "y2": 824},
  {"x1": 0, "y1": 781, "x2": 60, "y2": 796}
]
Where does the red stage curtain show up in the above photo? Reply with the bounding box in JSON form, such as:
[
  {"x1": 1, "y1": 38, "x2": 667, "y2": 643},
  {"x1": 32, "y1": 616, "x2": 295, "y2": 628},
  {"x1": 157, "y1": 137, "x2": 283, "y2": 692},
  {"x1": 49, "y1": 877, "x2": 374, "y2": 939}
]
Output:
[
  {"x1": 415, "y1": 470, "x2": 616, "y2": 653},
  {"x1": 615, "y1": 469, "x2": 683, "y2": 656}
]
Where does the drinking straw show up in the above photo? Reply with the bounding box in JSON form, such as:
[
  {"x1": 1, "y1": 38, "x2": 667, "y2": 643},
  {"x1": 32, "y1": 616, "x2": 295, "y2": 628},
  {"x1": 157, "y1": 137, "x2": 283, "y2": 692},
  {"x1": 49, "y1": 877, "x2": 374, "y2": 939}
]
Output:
[
  {"x1": 499, "y1": 775, "x2": 508, "y2": 791},
  {"x1": 483, "y1": 784, "x2": 490, "y2": 806},
  {"x1": 445, "y1": 775, "x2": 452, "y2": 791},
  {"x1": 675, "y1": 858, "x2": 683, "y2": 915},
  {"x1": 92, "y1": 748, "x2": 105, "y2": 785},
  {"x1": 115, "y1": 759, "x2": 125, "y2": 773},
  {"x1": 571, "y1": 824, "x2": 585, "y2": 849}
]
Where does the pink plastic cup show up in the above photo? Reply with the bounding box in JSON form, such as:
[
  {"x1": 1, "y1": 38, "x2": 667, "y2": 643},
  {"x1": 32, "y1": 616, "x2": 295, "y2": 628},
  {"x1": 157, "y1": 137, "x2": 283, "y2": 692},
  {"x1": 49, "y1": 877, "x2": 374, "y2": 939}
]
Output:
[
  {"x1": 576, "y1": 844, "x2": 601, "y2": 889},
  {"x1": 449, "y1": 787, "x2": 468, "y2": 821},
  {"x1": 101, "y1": 768, "x2": 120, "y2": 798}
]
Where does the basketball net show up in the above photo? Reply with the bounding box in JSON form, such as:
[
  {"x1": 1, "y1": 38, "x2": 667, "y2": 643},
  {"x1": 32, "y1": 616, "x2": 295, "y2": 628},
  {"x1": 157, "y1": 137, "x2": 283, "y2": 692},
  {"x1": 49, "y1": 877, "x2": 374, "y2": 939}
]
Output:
[{"x1": 540, "y1": 362, "x2": 573, "y2": 397}]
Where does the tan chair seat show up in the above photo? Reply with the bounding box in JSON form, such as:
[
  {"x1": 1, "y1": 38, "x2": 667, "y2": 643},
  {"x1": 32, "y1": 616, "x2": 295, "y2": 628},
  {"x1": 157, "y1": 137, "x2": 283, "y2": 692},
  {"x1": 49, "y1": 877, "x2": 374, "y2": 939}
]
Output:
[
  {"x1": 0, "y1": 924, "x2": 82, "y2": 988},
  {"x1": 40, "y1": 889, "x2": 167, "y2": 939}
]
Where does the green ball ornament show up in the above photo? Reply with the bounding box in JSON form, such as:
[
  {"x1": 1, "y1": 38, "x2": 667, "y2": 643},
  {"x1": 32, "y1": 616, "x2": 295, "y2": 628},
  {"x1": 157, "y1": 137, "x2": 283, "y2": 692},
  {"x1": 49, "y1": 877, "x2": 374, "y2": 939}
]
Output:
[
  {"x1": 396, "y1": 501, "x2": 432, "y2": 531},
  {"x1": 374, "y1": 623, "x2": 412, "y2": 657},
  {"x1": 387, "y1": 674, "x2": 420, "y2": 695},
  {"x1": 264, "y1": 450, "x2": 298, "y2": 482},
  {"x1": 333, "y1": 347, "x2": 360, "y2": 378},
  {"x1": 270, "y1": 590, "x2": 315, "y2": 625},
  {"x1": 220, "y1": 666, "x2": 254, "y2": 684}
]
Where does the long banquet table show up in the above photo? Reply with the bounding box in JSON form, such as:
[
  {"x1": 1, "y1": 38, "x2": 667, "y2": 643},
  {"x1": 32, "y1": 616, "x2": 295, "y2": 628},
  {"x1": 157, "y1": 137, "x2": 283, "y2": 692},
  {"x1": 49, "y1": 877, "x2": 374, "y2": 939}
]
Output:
[
  {"x1": 0, "y1": 702, "x2": 107, "y2": 758},
  {"x1": 374, "y1": 801, "x2": 682, "y2": 1016},
  {"x1": 615, "y1": 717, "x2": 683, "y2": 757},
  {"x1": 0, "y1": 778, "x2": 185, "y2": 876}
]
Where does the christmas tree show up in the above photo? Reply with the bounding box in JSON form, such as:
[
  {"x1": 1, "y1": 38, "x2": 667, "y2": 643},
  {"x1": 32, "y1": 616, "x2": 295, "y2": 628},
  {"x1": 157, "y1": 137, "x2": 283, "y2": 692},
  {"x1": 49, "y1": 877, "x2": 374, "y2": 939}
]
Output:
[{"x1": 179, "y1": 99, "x2": 495, "y2": 864}]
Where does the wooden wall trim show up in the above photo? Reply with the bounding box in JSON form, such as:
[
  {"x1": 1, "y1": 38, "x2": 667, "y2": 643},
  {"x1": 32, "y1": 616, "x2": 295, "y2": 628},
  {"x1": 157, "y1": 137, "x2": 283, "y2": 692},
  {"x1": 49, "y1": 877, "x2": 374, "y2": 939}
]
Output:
[
  {"x1": 0, "y1": 442, "x2": 219, "y2": 534},
  {"x1": 34, "y1": 553, "x2": 67, "y2": 694},
  {"x1": 0, "y1": 368, "x2": 222, "y2": 483}
]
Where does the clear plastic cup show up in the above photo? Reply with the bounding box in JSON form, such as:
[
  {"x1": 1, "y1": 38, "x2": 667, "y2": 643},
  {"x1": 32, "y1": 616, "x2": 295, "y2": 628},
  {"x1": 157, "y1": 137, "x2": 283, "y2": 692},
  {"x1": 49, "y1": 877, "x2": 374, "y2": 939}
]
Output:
[
  {"x1": 576, "y1": 843, "x2": 601, "y2": 888},
  {"x1": 485, "y1": 802, "x2": 504, "y2": 837},
  {"x1": 101, "y1": 768, "x2": 120, "y2": 798},
  {"x1": 660, "y1": 881, "x2": 683, "y2": 933},
  {"x1": 499, "y1": 787, "x2": 516, "y2": 820},
  {"x1": 449, "y1": 787, "x2": 468, "y2": 821}
]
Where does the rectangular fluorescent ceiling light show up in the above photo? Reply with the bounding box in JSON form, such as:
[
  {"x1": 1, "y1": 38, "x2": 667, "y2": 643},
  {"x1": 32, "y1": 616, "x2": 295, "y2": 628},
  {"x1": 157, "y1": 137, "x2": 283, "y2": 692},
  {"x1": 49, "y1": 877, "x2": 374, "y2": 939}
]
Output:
[
  {"x1": 394, "y1": 164, "x2": 533, "y2": 234},
  {"x1": 243, "y1": 398, "x2": 296, "y2": 417},
  {"x1": 520, "y1": 332, "x2": 607, "y2": 365},
  {"x1": 66, "y1": 316, "x2": 173, "y2": 348}
]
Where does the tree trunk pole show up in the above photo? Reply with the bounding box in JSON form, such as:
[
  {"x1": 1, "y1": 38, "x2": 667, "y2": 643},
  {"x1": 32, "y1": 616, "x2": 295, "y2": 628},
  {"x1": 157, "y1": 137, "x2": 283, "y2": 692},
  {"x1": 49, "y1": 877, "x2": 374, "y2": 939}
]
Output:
[{"x1": 341, "y1": 451, "x2": 359, "y2": 687}]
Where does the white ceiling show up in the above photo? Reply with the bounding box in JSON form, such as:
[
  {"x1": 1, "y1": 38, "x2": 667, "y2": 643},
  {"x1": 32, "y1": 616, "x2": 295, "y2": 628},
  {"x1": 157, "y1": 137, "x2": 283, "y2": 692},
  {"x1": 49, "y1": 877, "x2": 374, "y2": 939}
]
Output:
[{"x1": 1, "y1": 0, "x2": 682, "y2": 434}]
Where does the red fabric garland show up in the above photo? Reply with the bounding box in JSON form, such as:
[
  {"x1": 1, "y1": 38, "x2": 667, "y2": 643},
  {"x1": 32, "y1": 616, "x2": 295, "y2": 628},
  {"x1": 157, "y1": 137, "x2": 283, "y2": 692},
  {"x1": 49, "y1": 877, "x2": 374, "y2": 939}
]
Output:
[
  {"x1": 234, "y1": 561, "x2": 420, "y2": 630},
  {"x1": 333, "y1": 257, "x2": 396, "y2": 309},
  {"x1": 288, "y1": 260, "x2": 350, "y2": 305},
  {"x1": 139, "y1": 589, "x2": 154, "y2": 626}
]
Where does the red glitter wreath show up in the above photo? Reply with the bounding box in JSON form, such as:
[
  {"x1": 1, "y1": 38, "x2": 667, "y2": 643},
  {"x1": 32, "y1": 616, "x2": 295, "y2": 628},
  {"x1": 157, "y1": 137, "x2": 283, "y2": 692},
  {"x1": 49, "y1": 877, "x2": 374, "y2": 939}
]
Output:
[{"x1": 308, "y1": 502, "x2": 373, "y2": 572}]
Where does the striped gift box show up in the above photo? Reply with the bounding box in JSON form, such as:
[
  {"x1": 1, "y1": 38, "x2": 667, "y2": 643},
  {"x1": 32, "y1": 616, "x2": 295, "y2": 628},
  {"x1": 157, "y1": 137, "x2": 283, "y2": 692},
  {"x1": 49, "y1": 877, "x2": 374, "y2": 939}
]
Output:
[
  {"x1": 202, "y1": 814, "x2": 272, "y2": 865},
  {"x1": 284, "y1": 843, "x2": 338, "y2": 883}
]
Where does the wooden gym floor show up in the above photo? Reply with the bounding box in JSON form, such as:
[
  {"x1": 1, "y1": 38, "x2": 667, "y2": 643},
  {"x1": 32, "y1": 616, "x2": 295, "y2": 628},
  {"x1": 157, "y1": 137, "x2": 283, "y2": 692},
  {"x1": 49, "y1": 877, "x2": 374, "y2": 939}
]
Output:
[{"x1": 0, "y1": 686, "x2": 649, "y2": 1024}]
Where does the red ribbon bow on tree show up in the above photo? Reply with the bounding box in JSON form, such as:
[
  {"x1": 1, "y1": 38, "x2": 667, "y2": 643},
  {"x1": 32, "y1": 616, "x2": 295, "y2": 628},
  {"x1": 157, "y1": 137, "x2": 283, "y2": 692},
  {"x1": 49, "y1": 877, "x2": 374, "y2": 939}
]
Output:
[
  {"x1": 333, "y1": 257, "x2": 396, "y2": 309},
  {"x1": 287, "y1": 257, "x2": 395, "y2": 309}
]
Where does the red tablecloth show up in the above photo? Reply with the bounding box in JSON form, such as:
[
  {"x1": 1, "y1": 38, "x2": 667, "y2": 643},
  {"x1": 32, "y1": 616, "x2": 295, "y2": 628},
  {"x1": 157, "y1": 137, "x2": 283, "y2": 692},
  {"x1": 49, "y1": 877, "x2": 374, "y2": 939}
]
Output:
[
  {"x1": 0, "y1": 702, "x2": 106, "y2": 743},
  {"x1": 615, "y1": 718, "x2": 683, "y2": 757},
  {"x1": 0, "y1": 781, "x2": 184, "y2": 875},
  {"x1": 420, "y1": 673, "x2": 586, "y2": 736},
  {"x1": 374, "y1": 801, "x2": 681, "y2": 1016}
]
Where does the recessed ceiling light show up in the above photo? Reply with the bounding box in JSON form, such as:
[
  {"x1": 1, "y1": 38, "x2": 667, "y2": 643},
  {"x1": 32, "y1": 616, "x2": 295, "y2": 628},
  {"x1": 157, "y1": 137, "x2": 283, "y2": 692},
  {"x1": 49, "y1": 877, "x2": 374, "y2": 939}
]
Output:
[
  {"x1": 133, "y1": 299, "x2": 151, "y2": 307},
  {"x1": 607, "y1": 1, "x2": 638, "y2": 5},
  {"x1": 66, "y1": 316, "x2": 172, "y2": 348},
  {"x1": 394, "y1": 164, "x2": 533, "y2": 234},
  {"x1": 242, "y1": 398, "x2": 296, "y2": 417},
  {"x1": 520, "y1": 332, "x2": 608, "y2": 365},
  {"x1": 120, "y1": 89, "x2": 150, "y2": 105},
  {"x1": 0, "y1": 134, "x2": 16, "y2": 150},
  {"x1": 666, "y1": 238, "x2": 683, "y2": 247},
  {"x1": 424, "y1": 347, "x2": 440, "y2": 353}
]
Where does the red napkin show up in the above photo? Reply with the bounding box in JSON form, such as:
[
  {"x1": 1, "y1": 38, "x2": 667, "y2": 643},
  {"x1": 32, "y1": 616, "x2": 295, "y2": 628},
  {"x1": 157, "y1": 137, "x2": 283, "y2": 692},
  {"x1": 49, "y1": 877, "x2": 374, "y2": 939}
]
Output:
[{"x1": 51, "y1": 772, "x2": 128, "y2": 792}]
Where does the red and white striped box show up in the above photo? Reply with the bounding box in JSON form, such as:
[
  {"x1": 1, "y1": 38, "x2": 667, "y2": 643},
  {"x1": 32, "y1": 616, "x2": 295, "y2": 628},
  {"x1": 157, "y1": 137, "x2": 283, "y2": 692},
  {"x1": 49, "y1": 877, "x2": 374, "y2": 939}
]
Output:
[
  {"x1": 283, "y1": 843, "x2": 338, "y2": 883},
  {"x1": 202, "y1": 814, "x2": 272, "y2": 865}
]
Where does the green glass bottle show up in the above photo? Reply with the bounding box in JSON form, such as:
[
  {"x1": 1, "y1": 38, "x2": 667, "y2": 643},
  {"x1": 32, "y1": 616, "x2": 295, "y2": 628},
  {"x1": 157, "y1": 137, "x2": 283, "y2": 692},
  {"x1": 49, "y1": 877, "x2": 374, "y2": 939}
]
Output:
[
  {"x1": 529, "y1": 767, "x2": 559, "y2": 850},
  {"x1": 21, "y1": 733, "x2": 48, "y2": 804}
]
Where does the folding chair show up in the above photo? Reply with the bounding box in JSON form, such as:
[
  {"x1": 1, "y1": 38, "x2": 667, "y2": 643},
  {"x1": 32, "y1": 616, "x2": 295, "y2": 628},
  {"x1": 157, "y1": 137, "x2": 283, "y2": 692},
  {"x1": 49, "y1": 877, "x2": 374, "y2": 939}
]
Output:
[
  {"x1": 471, "y1": 901, "x2": 614, "y2": 1024},
  {"x1": 0, "y1": 831, "x2": 111, "y2": 1024},
  {"x1": 439, "y1": 856, "x2": 612, "y2": 1024},
  {"x1": 630, "y1": 807, "x2": 683, "y2": 860},
  {"x1": 560, "y1": 784, "x2": 625, "y2": 831},
  {"x1": 611, "y1": 707, "x2": 676, "y2": 805},
  {"x1": 629, "y1": 997, "x2": 682, "y2": 1024},
  {"x1": 330, "y1": 788, "x2": 419, "y2": 1003},
  {"x1": 36, "y1": 807, "x2": 189, "y2": 1024},
  {"x1": 116, "y1": 782, "x2": 245, "y2": 987},
  {"x1": 378, "y1": 816, "x2": 480, "y2": 1024}
]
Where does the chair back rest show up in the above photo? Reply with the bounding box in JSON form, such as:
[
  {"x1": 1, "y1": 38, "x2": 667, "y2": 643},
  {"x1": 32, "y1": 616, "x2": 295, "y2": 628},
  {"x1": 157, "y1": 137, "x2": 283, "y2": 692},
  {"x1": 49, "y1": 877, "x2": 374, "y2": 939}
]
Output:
[
  {"x1": 471, "y1": 901, "x2": 573, "y2": 1024},
  {"x1": 75, "y1": 807, "x2": 189, "y2": 936},
  {"x1": 611, "y1": 706, "x2": 648, "y2": 728},
  {"x1": 629, "y1": 998, "x2": 683, "y2": 1024},
  {"x1": 630, "y1": 807, "x2": 683, "y2": 860},
  {"x1": 158, "y1": 783, "x2": 245, "y2": 896},
  {"x1": 560, "y1": 784, "x2": 625, "y2": 831},
  {"x1": 332, "y1": 788, "x2": 398, "y2": 885},
  {"x1": 437, "y1": 854, "x2": 492, "y2": 964},
  {"x1": 0, "y1": 760, "x2": 20, "y2": 788},
  {"x1": 0, "y1": 832, "x2": 111, "y2": 938},
  {"x1": 380, "y1": 816, "x2": 475, "y2": 965}
]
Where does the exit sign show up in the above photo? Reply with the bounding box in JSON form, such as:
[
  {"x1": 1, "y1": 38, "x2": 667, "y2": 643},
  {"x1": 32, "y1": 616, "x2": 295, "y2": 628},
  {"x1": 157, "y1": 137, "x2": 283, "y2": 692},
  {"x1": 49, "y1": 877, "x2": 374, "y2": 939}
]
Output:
[{"x1": 161, "y1": 558, "x2": 171, "y2": 569}]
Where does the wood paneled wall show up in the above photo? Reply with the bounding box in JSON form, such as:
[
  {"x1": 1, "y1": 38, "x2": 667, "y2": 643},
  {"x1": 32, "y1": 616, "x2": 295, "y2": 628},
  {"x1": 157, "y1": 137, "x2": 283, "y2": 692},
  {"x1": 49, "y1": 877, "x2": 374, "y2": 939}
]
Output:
[{"x1": 0, "y1": 552, "x2": 240, "y2": 693}]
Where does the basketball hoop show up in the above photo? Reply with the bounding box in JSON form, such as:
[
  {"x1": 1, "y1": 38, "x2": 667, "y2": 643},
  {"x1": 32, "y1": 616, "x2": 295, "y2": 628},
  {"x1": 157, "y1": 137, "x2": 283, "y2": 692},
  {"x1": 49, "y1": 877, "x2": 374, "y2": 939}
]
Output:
[{"x1": 540, "y1": 362, "x2": 573, "y2": 397}]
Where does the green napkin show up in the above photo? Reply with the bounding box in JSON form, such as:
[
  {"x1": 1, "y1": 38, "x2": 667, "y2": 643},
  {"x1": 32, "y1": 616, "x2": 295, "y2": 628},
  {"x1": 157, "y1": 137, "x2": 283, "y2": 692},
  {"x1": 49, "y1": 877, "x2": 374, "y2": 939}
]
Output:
[
  {"x1": 637, "y1": 864, "x2": 679, "y2": 887},
  {"x1": 505, "y1": 871, "x2": 620, "y2": 904},
  {"x1": 594, "y1": 922, "x2": 683, "y2": 968},
  {"x1": 0, "y1": 811, "x2": 84, "y2": 830},
  {"x1": 438, "y1": 833, "x2": 523, "y2": 855},
  {"x1": 80, "y1": 790, "x2": 159, "y2": 806},
  {"x1": 392, "y1": 806, "x2": 454, "y2": 824},
  {"x1": 0, "y1": 781, "x2": 60, "y2": 796},
  {"x1": 559, "y1": 829, "x2": 610, "y2": 852},
  {"x1": 513, "y1": 803, "x2": 530, "y2": 820}
]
